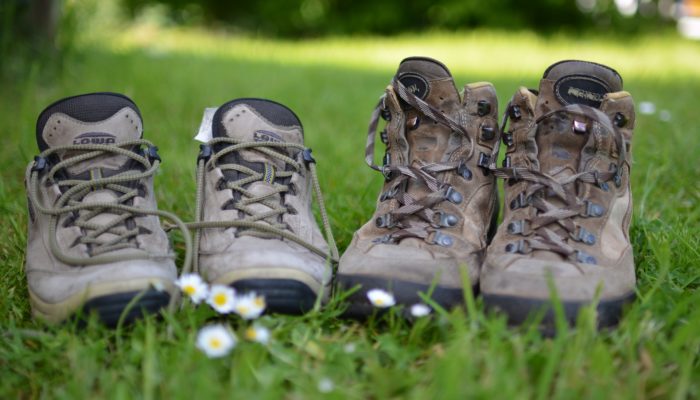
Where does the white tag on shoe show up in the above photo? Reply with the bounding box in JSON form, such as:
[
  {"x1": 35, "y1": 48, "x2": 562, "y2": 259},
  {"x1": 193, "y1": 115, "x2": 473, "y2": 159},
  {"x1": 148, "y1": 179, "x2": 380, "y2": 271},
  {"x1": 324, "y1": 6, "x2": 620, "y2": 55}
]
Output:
[{"x1": 194, "y1": 107, "x2": 218, "y2": 143}]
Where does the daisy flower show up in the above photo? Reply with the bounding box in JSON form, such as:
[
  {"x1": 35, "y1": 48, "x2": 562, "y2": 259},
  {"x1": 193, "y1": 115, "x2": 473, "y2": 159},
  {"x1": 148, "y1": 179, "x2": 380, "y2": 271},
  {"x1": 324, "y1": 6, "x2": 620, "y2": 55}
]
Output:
[
  {"x1": 317, "y1": 377, "x2": 334, "y2": 393},
  {"x1": 410, "y1": 303, "x2": 431, "y2": 317},
  {"x1": 244, "y1": 325, "x2": 271, "y2": 344},
  {"x1": 196, "y1": 324, "x2": 237, "y2": 358},
  {"x1": 232, "y1": 292, "x2": 266, "y2": 320},
  {"x1": 367, "y1": 289, "x2": 395, "y2": 308},
  {"x1": 175, "y1": 273, "x2": 208, "y2": 304},
  {"x1": 206, "y1": 284, "x2": 236, "y2": 314}
]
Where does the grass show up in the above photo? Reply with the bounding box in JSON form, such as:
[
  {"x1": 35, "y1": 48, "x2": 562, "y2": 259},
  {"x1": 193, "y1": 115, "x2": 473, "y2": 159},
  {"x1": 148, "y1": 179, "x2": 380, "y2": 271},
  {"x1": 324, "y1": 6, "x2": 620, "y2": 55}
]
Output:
[{"x1": 1, "y1": 25, "x2": 699, "y2": 399}]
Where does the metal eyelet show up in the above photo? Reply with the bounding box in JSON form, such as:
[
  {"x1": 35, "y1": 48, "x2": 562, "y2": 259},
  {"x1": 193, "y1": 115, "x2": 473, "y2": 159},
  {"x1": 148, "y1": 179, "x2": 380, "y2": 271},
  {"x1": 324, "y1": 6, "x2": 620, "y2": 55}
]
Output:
[
  {"x1": 31, "y1": 156, "x2": 48, "y2": 172},
  {"x1": 445, "y1": 186, "x2": 463, "y2": 204},
  {"x1": 610, "y1": 163, "x2": 622, "y2": 187},
  {"x1": 573, "y1": 226, "x2": 596, "y2": 245},
  {"x1": 146, "y1": 146, "x2": 160, "y2": 163},
  {"x1": 478, "y1": 153, "x2": 490, "y2": 167},
  {"x1": 584, "y1": 201, "x2": 605, "y2": 218},
  {"x1": 433, "y1": 211, "x2": 459, "y2": 228},
  {"x1": 507, "y1": 220, "x2": 527, "y2": 235},
  {"x1": 502, "y1": 156, "x2": 512, "y2": 168},
  {"x1": 197, "y1": 144, "x2": 213, "y2": 162},
  {"x1": 457, "y1": 162, "x2": 473, "y2": 181},
  {"x1": 375, "y1": 214, "x2": 395, "y2": 229},
  {"x1": 574, "y1": 250, "x2": 597, "y2": 265},
  {"x1": 480, "y1": 124, "x2": 495, "y2": 140},
  {"x1": 380, "y1": 108, "x2": 391, "y2": 121},
  {"x1": 477, "y1": 100, "x2": 491, "y2": 116},
  {"x1": 431, "y1": 231, "x2": 453, "y2": 247},
  {"x1": 573, "y1": 120, "x2": 588, "y2": 134},
  {"x1": 503, "y1": 132, "x2": 514, "y2": 147},
  {"x1": 509, "y1": 105, "x2": 522, "y2": 120},
  {"x1": 505, "y1": 239, "x2": 529, "y2": 254},
  {"x1": 509, "y1": 192, "x2": 530, "y2": 210},
  {"x1": 614, "y1": 112, "x2": 627, "y2": 127}
]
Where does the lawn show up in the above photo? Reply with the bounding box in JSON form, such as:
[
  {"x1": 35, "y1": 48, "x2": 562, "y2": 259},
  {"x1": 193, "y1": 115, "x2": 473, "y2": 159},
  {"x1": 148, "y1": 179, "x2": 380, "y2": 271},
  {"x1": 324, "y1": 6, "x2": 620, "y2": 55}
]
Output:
[{"x1": 1, "y1": 24, "x2": 699, "y2": 399}]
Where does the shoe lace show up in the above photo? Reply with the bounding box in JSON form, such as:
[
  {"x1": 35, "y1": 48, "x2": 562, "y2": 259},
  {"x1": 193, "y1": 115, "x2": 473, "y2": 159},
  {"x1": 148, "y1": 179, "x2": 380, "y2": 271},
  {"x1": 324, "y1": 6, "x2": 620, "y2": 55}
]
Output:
[
  {"x1": 189, "y1": 137, "x2": 339, "y2": 272},
  {"x1": 26, "y1": 139, "x2": 193, "y2": 270},
  {"x1": 364, "y1": 77, "x2": 499, "y2": 245},
  {"x1": 492, "y1": 103, "x2": 627, "y2": 265}
]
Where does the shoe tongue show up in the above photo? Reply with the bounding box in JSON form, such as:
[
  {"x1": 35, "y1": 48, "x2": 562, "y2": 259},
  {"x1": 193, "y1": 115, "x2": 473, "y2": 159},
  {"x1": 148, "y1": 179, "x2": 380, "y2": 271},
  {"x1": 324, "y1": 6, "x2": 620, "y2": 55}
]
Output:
[
  {"x1": 35, "y1": 92, "x2": 143, "y2": 175},
  {"x1": 396, "y1": 57, "x2": 459, "y2": 107},
  {"x1": 535, "y1": 61, "x2": 622, "y2": 178},
  {"x1": 395, "y1": 57, "x2": 460, "y2": 165},
  {"x1": 539, "y1": 60, "x2": 622, "y2": 111},
  {"x1": 212, "y1": 98, "x2": 304, "y2": 168}
]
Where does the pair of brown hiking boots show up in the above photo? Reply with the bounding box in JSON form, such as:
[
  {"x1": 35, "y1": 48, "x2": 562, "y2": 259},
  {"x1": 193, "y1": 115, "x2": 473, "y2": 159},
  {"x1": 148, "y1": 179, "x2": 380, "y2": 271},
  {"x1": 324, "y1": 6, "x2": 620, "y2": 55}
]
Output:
[
  {"x1": 338, "y1": 58, "x2": 636, "y2": 329},
  {"x1": 24, "y1": 58, "x2": 635, "y2": 330}
]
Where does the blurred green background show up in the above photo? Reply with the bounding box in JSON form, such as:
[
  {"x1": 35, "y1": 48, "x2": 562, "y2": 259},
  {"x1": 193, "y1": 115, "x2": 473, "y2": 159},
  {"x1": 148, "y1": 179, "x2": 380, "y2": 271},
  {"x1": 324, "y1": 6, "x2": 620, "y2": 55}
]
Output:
[{"x1": 0, "y1": 0, "x2": 693, "y2": 71}]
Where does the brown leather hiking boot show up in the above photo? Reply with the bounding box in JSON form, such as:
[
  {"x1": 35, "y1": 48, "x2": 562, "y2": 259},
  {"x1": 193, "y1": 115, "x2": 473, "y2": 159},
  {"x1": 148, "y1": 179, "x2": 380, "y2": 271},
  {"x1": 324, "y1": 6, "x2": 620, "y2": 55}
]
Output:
[
  {"x1": 481, "y1": 60, "x2": 636, "y2": 330},
  {"x1": 25, "y1": 93, "x2": 188, "y2": 326},
  {"x1": 192, "y1": 98, "x2": 338, "y2": 315},
  {"x1": 337, "y1": 57, "x2": 500, "y2": 316}
]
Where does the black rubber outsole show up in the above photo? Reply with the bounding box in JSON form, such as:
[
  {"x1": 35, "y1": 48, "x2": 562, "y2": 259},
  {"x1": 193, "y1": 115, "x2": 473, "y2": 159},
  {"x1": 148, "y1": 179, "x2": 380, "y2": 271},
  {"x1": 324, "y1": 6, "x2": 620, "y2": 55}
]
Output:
[
  {"x1": 75, "y1": 289, "x2": 170, "y2": 328},
  {"x1": 337, "y1": 274, "x2": 473, "y2": 318},
  {"x1": 483, "y1": 291, "x2": 636, "y2": 335},
  {"x1": 230, "y1": 279, "x2": 318, "y2": 315}
]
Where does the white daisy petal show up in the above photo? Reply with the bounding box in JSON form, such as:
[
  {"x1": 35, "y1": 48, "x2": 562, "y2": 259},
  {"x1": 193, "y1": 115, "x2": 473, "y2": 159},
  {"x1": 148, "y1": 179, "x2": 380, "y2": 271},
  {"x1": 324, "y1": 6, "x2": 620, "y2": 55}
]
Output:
[
  {"x1": 232, "y1": 292, "x2": 266, "y2": 320},
  {"x1": 244, "y1": 325, "x2": 271, "y2": 344},
  {"x1": 175, "y1": 273, "x2": 209, "y2": 304},
  {"x1": 317, "y1": 377, "x2": 334, "y2": 393},
  {"x1": 367, "y1": 289, "x2": 395, "y2": 308},
  {"x1": 206, "y1": 284, "x2": 236, "y2": 314},
  {"x1": 410, "y1": 303, "x2": 431, "y2": 317},
  {"x1": 196, "y1": 324, "x2": 236, "y2": 358}
]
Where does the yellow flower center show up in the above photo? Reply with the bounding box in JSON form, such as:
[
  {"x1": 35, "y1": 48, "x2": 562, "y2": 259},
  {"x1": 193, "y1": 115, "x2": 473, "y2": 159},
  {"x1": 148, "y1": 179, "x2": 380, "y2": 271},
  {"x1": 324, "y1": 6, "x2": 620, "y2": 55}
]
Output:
[
  {"x1": 183, "y1": 285, "x2": 196, "y2": 296},
  {"x1": 209, "y1": 338, "x2": 222, "y2": 349},
  {"x1": 375, "y1": 298, "x2": 384, "y2": 306},
  {"x1": 254, "y1": 297, "x2": 265, "y2": 307},
  {"x1": 245, "y1": 328, "x2": 256, "y2": 340},
  {"x1": 213, "y1": 293, "x2": 227, "y2": 306},
  {"x1": 238, "y1": 305, "x2": 250, "y2": 314}
]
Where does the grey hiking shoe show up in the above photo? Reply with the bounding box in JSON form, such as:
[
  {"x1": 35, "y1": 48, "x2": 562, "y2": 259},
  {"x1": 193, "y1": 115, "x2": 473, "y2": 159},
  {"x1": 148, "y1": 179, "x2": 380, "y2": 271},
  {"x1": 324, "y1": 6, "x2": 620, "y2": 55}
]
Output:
[
  {"x1": 192, "y1": 98, "x2": 338, "y2": 314},
  {"x1": 25, "y1": 92, "x2": 188, "y2": 326},
  {"x1": 337, "y1": 57, "x2": 500, "y2": 316},
  {"x1": 482, "y1": 60, "x2": 636, "y2": 330}
]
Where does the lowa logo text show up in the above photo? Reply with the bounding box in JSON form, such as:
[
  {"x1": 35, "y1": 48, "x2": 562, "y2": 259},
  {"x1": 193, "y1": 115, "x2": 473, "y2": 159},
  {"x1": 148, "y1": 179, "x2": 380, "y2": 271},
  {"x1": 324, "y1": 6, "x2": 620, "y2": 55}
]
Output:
[
  {"x1": 72, "y1": 132, "x2": 117, "y2": 145},
  {"x1": 567, "y1": 87, "x2": 604, "y2": 103}
]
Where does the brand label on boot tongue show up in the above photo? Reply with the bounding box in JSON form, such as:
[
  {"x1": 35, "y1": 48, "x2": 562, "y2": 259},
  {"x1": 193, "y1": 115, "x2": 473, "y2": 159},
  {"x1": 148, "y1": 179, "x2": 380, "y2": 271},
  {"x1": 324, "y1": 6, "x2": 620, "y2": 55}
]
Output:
[
  {"x1": 554, "y1": 75, "x2": 610, "y2": 108},
  {"x1": 72, "y1": 132, "x2": 116, "y2": 145},
  {"x1": 253, "y1": 130, "x2": 284, "y2": 143},
  {"x1": 398, "y1": 73, "x2": 430, "y2": 100}
]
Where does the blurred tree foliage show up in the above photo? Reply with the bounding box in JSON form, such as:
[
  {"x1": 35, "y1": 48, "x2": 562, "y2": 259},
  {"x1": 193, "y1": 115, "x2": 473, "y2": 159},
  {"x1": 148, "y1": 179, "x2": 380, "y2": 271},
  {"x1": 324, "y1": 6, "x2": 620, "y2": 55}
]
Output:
[{"x1": 122, "y1": 0, "x2": 670, "y2": 36}]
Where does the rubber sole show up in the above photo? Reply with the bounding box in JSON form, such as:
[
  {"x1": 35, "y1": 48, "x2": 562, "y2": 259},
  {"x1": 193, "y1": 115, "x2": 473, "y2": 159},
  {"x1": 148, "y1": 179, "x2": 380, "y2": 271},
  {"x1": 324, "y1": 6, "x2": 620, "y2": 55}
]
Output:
[
  {"x1": 483, "y1": 291, "x2": 635, "y2": 335},
  {"x1": 230, "y1": 279, "x2": 318, "y2": 315},
  {"x1": 336, "y1": 274, "x2": 473, "y2": 318},
  {"x1": 74, "y1": 289, "x2": 170, "y2": 328}
]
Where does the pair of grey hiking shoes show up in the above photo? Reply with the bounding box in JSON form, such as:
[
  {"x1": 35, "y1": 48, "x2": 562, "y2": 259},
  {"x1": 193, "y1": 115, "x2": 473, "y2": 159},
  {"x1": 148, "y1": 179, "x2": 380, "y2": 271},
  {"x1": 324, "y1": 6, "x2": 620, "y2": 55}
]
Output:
[
  {"x1": 26, "y1": 95, "x2": 336, "y2": 326},
  {"x1": 25, "y1": 58, "x2": 636, "y2": 330}
]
